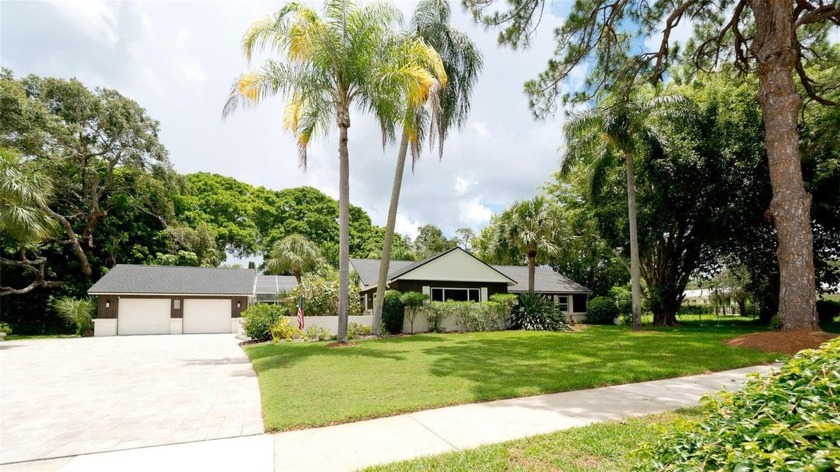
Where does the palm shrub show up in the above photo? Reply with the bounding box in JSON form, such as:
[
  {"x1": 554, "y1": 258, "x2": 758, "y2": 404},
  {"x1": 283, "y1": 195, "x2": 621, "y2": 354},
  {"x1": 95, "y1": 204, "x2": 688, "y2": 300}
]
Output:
[
  {"x1": 381, "y1": 290, "x2": 405, "y2": 334},
  {"x1": 586, "y1": 296, "x2": 620, "y2": 324},
  {"x1": 400, "y1": 291, "x2": 429, "y2": 334},
  {"x1": 53, "y1": 297, "x2": 95, "y2": 336},
  {"x1": 242, "y1": 304, "x2": 288, "y2": 341},
  {"x1": 509, "y1": 293, "x2": 573, "y2": 331},
  {"x1": 634, "y1": 337, "x2": 840, "y2": 471}
]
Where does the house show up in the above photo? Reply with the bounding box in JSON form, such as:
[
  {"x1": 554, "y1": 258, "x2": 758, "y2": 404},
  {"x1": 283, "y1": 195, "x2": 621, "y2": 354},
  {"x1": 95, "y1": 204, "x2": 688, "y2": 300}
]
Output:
[
  {"x1": 350, "y1": 247, "x2": 591, "y2": 319},
  {"x1": 88, "y1": 265, "x2": 256, "y2": 336}
]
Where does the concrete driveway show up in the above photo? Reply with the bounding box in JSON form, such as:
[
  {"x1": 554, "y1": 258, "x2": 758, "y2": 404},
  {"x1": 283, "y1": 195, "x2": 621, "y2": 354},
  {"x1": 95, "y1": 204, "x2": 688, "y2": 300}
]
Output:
[{"x1": 0, "y1": 334, "x2": 264, "y2": 465}]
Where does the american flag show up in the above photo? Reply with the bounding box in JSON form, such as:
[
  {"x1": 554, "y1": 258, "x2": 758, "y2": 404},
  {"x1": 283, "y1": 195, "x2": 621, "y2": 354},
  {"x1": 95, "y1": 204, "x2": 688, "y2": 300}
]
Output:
[{"x1": 297, "y1": 295, "x2": 304, "y2": 330}]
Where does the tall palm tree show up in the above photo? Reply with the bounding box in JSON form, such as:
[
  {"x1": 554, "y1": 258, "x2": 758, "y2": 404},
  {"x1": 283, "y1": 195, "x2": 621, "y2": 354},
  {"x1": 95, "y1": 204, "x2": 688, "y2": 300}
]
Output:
[
  {"x1": 493, "y1": 196, "x2": 562, "y2": 294},
  {"x1": 371, "y1": 0, "x2": 483, "y2": 334},
  {"x1": 224, "y1": 0, "x2": 445, "y2": 342},
  {"x1": 265, "y1": 234, "x2": 323, "y2": 284},
  {"x1": 563, "y1": 94, "x2": 688, "y2": 331}
]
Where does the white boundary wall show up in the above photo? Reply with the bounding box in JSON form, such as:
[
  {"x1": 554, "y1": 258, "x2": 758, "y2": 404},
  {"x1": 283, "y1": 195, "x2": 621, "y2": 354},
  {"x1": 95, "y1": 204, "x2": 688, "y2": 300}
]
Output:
[{"x1": 281, "y1": 315, "x2": 373, "y2": 335}]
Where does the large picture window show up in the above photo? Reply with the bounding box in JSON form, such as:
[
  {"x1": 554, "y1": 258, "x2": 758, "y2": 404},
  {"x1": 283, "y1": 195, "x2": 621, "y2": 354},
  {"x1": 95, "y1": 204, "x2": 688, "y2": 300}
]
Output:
[{"x1": 431, "y1": 288, "x2": 480, "y2": 302}]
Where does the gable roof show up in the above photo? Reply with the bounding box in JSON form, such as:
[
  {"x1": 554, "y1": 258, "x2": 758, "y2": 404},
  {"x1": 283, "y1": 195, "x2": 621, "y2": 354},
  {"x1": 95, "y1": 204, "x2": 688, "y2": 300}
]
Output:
[
  {"x1": 88, "y1": 265, "x2": 256, "y2": 296},
  {"x1": 492, "y1": 265, "x2": 592, "y2": 294},
  {"x1": 352, "y1": 247, "x2": 516, "y2": 289}
]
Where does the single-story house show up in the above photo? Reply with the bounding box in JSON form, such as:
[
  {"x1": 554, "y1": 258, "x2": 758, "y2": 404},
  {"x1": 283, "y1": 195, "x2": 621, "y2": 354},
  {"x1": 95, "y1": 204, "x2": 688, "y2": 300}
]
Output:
[
  {"x1": 350, "y1": 247, "x2": 591, "y2": 318},
  {"x1": 88, "y1": 265, "x2": 255, "y2": 336}
]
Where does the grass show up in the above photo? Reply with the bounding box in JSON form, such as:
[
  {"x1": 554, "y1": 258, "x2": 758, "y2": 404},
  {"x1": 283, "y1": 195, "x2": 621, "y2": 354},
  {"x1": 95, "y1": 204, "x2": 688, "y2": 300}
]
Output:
[
  {"x1": 364, "y1": 408, "x2": 703, "y2": 472},
  {"x1": 3, "y1": 334, "x2": 78, "y2": 341},
  {"x1": 245, "y1": 320, "x2": 780, "y2": 432}
]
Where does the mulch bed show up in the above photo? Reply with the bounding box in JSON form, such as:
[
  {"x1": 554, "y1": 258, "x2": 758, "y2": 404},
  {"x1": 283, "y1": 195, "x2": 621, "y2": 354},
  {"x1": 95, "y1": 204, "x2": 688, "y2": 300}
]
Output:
[{"x1": 726, "y1": 330, "x2": 837, "y2": 355}]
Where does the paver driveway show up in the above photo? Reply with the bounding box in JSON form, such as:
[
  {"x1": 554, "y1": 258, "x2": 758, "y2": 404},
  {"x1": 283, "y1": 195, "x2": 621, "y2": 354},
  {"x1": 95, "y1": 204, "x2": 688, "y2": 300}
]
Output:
[{"x1": 0, "y1": 334, "x2": 264, "y2": 464}]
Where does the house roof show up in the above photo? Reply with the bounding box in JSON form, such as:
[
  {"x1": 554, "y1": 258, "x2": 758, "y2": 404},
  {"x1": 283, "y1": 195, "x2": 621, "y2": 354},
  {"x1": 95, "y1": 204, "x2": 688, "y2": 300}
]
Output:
[
  {"x1": 349, "y1": 258, "x2": 415, "y2": 287},
  {"x1": 492, "y1": 265, "x2": 592, "y2": 294},
  {"x1": 88, "y1": 265, "x2": 256, "y2": 296}
]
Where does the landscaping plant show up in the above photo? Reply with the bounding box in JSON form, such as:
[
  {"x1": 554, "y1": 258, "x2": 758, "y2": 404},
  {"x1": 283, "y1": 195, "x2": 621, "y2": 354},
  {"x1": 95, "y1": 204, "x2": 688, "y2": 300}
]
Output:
[
  {"x1": 242, "y1": 304, "x2": 288, "y2": 341},
  {"x1": 270, "y1": 318, "x2": 302, "y2": 342},
  {"x1": 634, "y1": 337, "x2": 840, "y2": 471},
  {"x1": 423, "y1": 302, "x2": 451, "y2": 333},
  {"x1": 0, "y1": 322, "x2": 12, "y2": 335},
  {"x1": 586, "y1": 296, "x2": 620, "y2": 325},
  {"x1": 817, "y1": 299, "x2": 840, "y2": 324},
  {"x1": 400, "y1": 291, "x2": 429, "y2": 334},
  {"x1": 347, "y1": 322, "x2": 371, "y2": 340},
  {"x1": 52, "y1": 297, "x2": 95, "y2": 336},
  {"x1": 287, "y1": 273, "x2": 363, "y2": 317},
  {"x1": 449, "y1": 301, "x2": 474, "y2": 333},
  {"x1": 509, "y1": 293, "x2": 572, "y2": 331},
  {"x1": 381, "y1": 290, "x2": 405, "y2": 334}
]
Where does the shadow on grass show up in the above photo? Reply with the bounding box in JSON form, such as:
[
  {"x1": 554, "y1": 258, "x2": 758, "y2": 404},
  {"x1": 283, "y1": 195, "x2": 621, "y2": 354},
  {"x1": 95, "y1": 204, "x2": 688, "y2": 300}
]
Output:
[{"x1": 245, "y1": 339, "x2": 415, "y2": 372}]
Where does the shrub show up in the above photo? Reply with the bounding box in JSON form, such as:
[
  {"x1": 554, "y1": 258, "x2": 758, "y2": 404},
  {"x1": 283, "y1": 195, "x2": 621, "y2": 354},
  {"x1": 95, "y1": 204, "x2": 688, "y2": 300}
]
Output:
[
  {"x1": 634, "y1": 337, "x2": 840, "y2": 471},
  {"x1": 242, "y1": 304, "x2": 287, "y2": 341},
  {"x1": 423, "y1": 302, "x2": 451, "y2": 333},
  {"x1": 53, "y1": 297, "x2": 95, "y2": 336},
  {"x1": 0, "y1": 322, "x2": 12, "y2": 335},
  {"x1": 769, "y1": 314, "x2": 783, "y2": 331},
  {"x1": 270, "y1": 318, "x2": 302, "y2": 342},
  {"x1": 586, "y1": 296, "x2": 619, "y2": 325},
  {"x1": 509, "y1": 293, "x2": 573, "y2": 331},
  {"x1": 817, "y1": 299, "x2": 840, "y2": 323},
  {"x1": 610, "y1": 286, "x2": 633, "y2": 323},
  {"x1": 286, "y1": 273, "x2": 363, "y2": 317},
  {"x1": 304, "y1": 326, "x2": 332, "y2": 341},
  {"x1": 347, "y1": 322, "x2": 371, "y2": 339},
  {"x1": 449, "y1": 301, "x2": 475, "y2": 333},
  {"x1": 488, "y1": 293, "x2": 518, "y2": 328},
  {"x1": 470, "y1": 302, "x2": 503, "y2": 331},
  {"x1": 400, "y1": 292, "x2": 429, "y2": 334},
  {"x1": 381, "y1": 290, "x2": 405, "y2": 334}
]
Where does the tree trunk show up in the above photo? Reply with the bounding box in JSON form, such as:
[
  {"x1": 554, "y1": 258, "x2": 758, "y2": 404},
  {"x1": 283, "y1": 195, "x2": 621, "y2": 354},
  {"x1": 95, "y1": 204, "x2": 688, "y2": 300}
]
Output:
[
  {"x1": 527, "y1": 249, "x2": 536, "y2": 295},
  {"x1": 41, "y1": 203, "x2": 92, "y2": 278},
  {"x1": 624, "y1": 152, "x2": 642, "y2": 331},
  {"x1": 750, "y1": 0, "x2": 818, "y2": 331},
  {"x1": 372, "y1": 129, "x2": 411, "y2": 335},
  {"x1": 336, "y1": 106, "x2": 351, "y2": 343},
  {"x1": 652, "y1": 296, "x2": 679, "y2": 326}
]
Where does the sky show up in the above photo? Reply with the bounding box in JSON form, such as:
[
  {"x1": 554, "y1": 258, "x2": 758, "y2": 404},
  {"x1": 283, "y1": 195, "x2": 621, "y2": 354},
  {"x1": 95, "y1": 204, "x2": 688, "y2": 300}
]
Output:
[{"x1": 0, "y1": 0, "x2": 576, "y2": 243}]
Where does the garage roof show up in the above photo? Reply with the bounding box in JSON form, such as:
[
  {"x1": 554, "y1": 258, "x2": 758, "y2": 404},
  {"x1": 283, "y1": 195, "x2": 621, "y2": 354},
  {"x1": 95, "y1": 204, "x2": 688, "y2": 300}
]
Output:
[{"x1": 88, "y1": 265, "x2": 256, "y2": 296}]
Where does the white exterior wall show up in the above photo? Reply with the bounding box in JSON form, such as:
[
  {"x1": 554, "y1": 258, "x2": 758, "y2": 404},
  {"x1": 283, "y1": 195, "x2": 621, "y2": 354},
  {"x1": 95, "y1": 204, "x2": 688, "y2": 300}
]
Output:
[
  {"x1": 93, "y1": 319, "x2": 117, "y2": 337},
  {"x1": 280, "y1": 315, "x2": 374, "y2": 335},
  {"x1": 402, "y1": 307, "x2": 507, "y2": 334},
  {"x1": 170, "y1": 318, "x2": 183, "y2": 335}
]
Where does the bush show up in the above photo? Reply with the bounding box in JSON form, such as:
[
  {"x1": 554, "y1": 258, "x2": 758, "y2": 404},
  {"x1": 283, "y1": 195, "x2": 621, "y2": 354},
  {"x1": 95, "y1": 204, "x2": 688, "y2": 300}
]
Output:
[
  {"x1": 488, "y1": 293, "x2": 518, "y2": 328},
  {"x1": 634, "y1": 337, "x2": 840, "y2": 471},
  {"x1": 347, "y1": 322, "x2": 371, "y2": 339},
  {"x1": 449, "y1": 301, "x2": 475, "y2": 333},
  {"x1": 817, "y1": 299, "x2": 840, "y2": 323},
  {"x1": 286, "y1": 273, "x2": 363, "y2": 317},
  {"x1": 400, "y1": 291, "x2": 429, "y2": 334},
  {"x1": 586, "y1": 296, "x2": 619, "y2": 325},
  {"x1": 509, "y1": 293, "x2": 573, "y2": 331},
  {"x1": 769, "y1": 313, "x2": 783, "y2": 331},
  {"x1": 0, "y1": 322, "x2": 12, "y2": 335},
  {"x1": 304, "y1": 326, "x2": 332, "y2": 341},
  {"x1": 270, "y1": 318, "x2": 302, "y2": 342},
  {"x1": 52, "y1": 297, "x2": 95, "y2": 336},
  {"x1": 470, "y1": 302, "x2": 503, "y2": 331},
  {"x1": 423, "y1": 302, "x2": 451, "y2": 333},
  {"x1": 242, "y1": 304, "x2": 287, "y2": 341},
  {"x1": 381, "y1": 290, "x2": 405, "y2": 334}
]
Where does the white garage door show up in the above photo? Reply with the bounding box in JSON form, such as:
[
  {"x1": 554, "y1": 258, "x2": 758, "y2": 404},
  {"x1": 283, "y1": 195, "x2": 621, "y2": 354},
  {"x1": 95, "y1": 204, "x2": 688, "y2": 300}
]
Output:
[
  {"x1": 183, "y1": 299, "x2": 231, "y2": 334},
  {"x1": 118, "y1": 298, "x2": 171, "y2": 335}
]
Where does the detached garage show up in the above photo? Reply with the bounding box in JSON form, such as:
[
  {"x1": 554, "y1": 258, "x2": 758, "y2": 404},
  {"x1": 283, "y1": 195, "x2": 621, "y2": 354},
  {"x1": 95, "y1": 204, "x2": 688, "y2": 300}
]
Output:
[{"x1": 88, "y1": 265, "x2": 256, "y2": 336}]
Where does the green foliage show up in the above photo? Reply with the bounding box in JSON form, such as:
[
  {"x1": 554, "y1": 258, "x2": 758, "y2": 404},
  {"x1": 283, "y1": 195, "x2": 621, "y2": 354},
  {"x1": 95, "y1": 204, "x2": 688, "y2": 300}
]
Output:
[
  {"x1": 288, "y1": 273, "x2": 363, "y2": 317},
  {"x1": 303, "y1": 325, "x2": 332, "y2": 341},
  {"x1": 347, "y1": 322, "x2": 371, "y2": 339},
  {"x1": 610, "y1": 286, "x2": 633, "y2": 324},
  {"x1": 242, "y1": 304, "x2": 288, "y2": 341},
  {"x1": 634, "y1": 338, "x2": 840, "y2": 471},
  {"x1": 448, "y1": 301, "x2": 475, "y2": 333},
  {"x1": 0, "y1": 321, "x2": 12, "y2": 334},
  {"x1": 381, "y1": 290, "x2": 405, "y2": 334},
  {"x1": 769, "y1": 314, "x2": 783, "y2": 331},
  {"x1": 270, "y1": 318, "x2": 302, "y2": 343},
  {"x1": 470, "y1": 302, "x2": 505, "y2": 331},
  {"x1": 423, "y1": 302, "x2": 451, "y2": 333},
  {"x1": 817, "y1": 299, "x2": 840, "y2": 323},
  {"x1": 509, "y1": 293, "x2": 572, "y2": 331},
  {"x1": 265, "y1": 233, "x2": 324, "y2": 282},
  {"x1": 52, "y1": 297, "x2": 95, "y2": 337},
  {"x1": 586, "y1": 296, "x2": 619, "y2": 325},
  {"x1": 412, "y1": 225, "x2": 454, "y2": 259},
  {"x1": 401, "y1": 291, "x2": 429, "y2": 334}
]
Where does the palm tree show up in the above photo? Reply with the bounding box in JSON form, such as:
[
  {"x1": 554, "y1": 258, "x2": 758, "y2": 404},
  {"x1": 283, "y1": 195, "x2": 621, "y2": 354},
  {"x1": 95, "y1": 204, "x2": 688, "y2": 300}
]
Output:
[
  {"x1": 493, "y1": 196, "x2": 562, "y2": 294},
  {"x1": 0, "y1": 148, "x2": 60, "y2": 296},
  {"x1": 563, "y1": 94, "x2": 689, "y2": 330},
  {"x1": 371, "y1": 0, "x2": 483, "y2": 334},
  {"x1": 224, "y1": 0, "x2": 445, "y2": 342},
  {"x1": 265, "y1": 234, "x2": 323, "y2": 284}
]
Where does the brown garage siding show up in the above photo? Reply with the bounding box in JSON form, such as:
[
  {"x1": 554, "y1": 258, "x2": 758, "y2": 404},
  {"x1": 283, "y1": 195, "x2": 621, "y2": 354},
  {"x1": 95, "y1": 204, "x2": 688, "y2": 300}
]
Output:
[
  {"x1": 231, "y1": 296, "x2": 249, "y2": 317},
  {"x1": 97, "y1": 296, "x2": 119, "y2": 319}
]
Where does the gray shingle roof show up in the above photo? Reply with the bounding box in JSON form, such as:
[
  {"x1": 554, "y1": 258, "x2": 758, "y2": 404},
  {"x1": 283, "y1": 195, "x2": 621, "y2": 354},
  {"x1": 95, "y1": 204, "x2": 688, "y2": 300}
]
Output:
[
  {"x1": 88, "y1": 265, "x2": 256, "y2": 295},
  {"x1": 492, "y1": 265, "x2": 592, "y2": 294},
  {"x1": 349, "y1": 259, "x2": 414, "y2": 287}
]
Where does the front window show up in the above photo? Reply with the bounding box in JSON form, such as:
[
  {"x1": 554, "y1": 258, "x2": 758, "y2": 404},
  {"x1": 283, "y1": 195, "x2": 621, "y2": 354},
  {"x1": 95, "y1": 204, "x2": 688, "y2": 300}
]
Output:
[
  {"x1": 431, "y1": 288, "x2": 480, "y2": 302},
  {"x1": 557, "y1": 295, "x2": 569, "y2": 312}
]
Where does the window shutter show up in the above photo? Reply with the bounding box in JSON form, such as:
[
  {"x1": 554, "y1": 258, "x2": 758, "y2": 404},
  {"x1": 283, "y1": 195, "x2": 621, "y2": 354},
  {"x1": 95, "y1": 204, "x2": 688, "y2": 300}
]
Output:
[{"x1": 480, "y1": 287, "x2": 488, "y2": 302}]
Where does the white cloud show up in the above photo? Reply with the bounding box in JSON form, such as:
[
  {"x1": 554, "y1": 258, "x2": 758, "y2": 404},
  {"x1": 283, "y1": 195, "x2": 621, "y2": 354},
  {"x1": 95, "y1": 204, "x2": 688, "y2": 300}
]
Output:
[
  {"x1": 458, "y1": 197, "x2": 493, "y2": 228},
  {"x1": 454, "y1": 175, "x2": 476, "y2": 196},
  {"x1": 47, "y1": 0, "x2": 118, "y2": 47},
  {"x1": 171, "y1": 29, "x2": 208, "y2": 86},
  {"x1": 395, "y1": 214, "x2": 420, "y2": 240}
]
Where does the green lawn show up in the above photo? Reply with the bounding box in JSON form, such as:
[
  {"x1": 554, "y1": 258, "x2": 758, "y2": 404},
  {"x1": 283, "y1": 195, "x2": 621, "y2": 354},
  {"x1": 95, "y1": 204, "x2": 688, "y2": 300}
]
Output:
[
  {"x1": 3, "y1": 334, "x2": 78, "y2": 341},
  {"x1": 245, "y1": 323, "x2": 780, "y2": 431},
  {"x1": 364, "y1": 408, "x2": 702, "y2": 472}
]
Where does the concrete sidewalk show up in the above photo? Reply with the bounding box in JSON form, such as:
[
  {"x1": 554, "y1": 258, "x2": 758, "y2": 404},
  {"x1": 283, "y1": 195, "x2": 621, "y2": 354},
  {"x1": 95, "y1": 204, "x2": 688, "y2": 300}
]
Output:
[{"x1": 1, "y1": 364, "x2": 778, "y2": 472}]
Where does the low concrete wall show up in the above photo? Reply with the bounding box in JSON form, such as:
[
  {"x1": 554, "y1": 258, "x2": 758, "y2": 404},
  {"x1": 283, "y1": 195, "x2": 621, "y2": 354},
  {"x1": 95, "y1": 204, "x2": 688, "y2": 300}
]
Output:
[
  {"x1": 402, "y1": 310, "x2": 507, "y2": 334},
  {"x1": 281, "y1": 315, "x2": 374, "y2": 335},
  {"x1": 231, "y1": 317, "x2": 243, "y2": 334},
  {"x1": 93, "y1": 319, "x2": 117, "y2": 337},
  {"x1": 170, "y1": 318, "x2": 183, "y2": 335}
]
